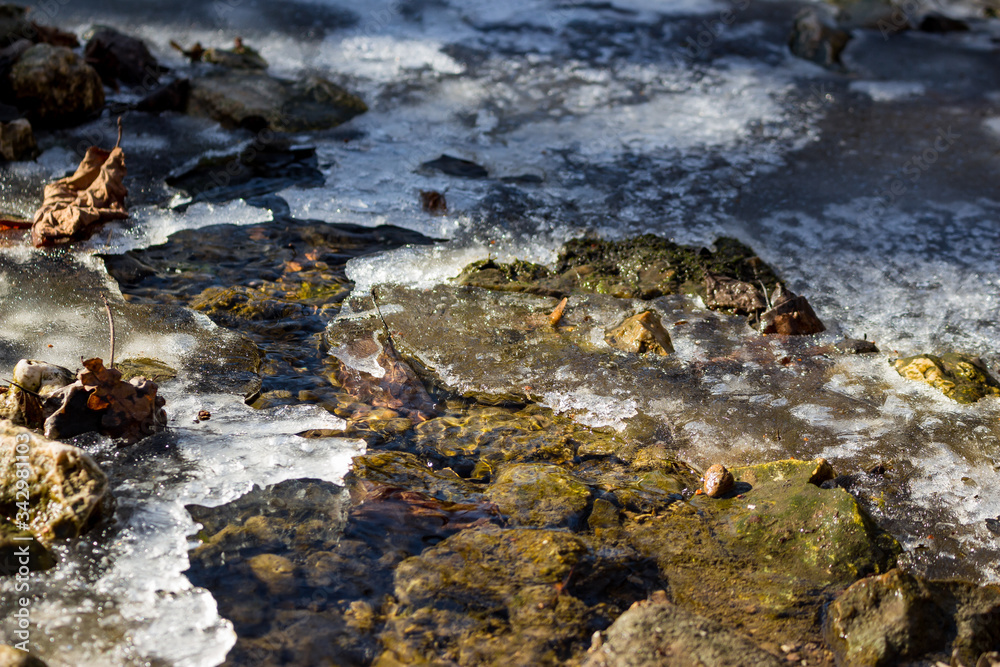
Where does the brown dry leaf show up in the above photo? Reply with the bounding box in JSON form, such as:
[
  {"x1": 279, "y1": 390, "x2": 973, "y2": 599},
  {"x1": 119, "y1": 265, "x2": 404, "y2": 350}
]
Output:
[
  {"x1": 31, "y1": 122, "x2": 128, "y2": 247},
  {"x1": 75, "y1": 357, "x2": 167, "y2": 444}
]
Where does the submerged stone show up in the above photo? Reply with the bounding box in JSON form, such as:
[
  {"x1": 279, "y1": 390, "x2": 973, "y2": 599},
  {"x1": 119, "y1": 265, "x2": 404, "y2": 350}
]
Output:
[
  {"x1": 604, "y1": 310, "x2": 673, "y2": 355},
  {"x1": 825, "y1": 568, "x2": 1000, "y2": 667},
  {"x1": 487, "y1": 462, "x2": 591, "y2": 528},
  {"x1": 892, "y1": 352, "x2": 1000, "y2": 404},
  {"x1": 585, "y1": 598, "x2": 785, "y2": 667}
]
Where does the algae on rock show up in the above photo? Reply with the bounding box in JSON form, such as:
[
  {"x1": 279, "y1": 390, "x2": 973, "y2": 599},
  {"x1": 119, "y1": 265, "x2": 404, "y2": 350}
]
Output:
[{"x1": 893, "y1": 352, "x2": 1000, "y2": 403}]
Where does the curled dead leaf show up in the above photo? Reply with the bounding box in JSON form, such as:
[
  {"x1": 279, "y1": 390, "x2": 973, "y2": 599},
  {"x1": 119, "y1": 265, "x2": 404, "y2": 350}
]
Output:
[{"x1": 31, "y1": 121, "x2": 128, "y2": 247}]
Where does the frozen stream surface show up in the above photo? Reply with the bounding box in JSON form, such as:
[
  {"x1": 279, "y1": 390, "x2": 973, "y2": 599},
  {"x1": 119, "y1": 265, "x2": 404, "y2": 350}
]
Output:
[{"x1": 2, "y1": 0, "x2": 1000, "y2": 664}]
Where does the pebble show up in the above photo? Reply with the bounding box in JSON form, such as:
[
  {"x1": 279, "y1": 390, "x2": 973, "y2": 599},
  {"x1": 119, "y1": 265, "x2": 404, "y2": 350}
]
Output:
[{"x1": 703, "y1": 464, "x2": 734, "y2": 497}]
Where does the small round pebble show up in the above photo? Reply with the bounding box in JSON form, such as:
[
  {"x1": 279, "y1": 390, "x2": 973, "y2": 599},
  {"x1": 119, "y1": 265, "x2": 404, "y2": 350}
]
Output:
[{"x1": 703, "y1": 464, "x2": 734, "y2": 498}]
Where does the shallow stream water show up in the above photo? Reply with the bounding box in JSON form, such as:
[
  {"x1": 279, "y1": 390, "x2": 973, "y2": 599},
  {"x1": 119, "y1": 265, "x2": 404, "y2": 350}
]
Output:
[{"x1": 2, "y1": 0, "x2": 1000, "y2": 664}]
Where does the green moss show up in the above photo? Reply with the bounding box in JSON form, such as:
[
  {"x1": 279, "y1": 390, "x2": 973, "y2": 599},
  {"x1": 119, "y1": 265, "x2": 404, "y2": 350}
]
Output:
[
  {"x1": 453, "y1": 235, "x2": 780, "y2": 301},
  {"x1": 893, "y1": 352, "x2": 1000, "y2": 404},
  {"x1": 487, "y1": 463, "x2": 591, "y2": 528}
]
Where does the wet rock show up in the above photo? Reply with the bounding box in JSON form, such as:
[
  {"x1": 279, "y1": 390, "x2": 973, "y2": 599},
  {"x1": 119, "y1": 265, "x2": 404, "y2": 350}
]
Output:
[
  {"x1": 113, "y1": 358, "x2": 177, "y2": 383},
  {"x1": 0, "y1": 359, "x2": 74, "y2": 426},
  {"x1": 203, "y1": 38, "x2": 268, "y2": 70},
  {"x1": 185, "y1": 478, "x2": 384, "y2": 665},
  {"x1": 714, "y1": 458, "x2": 895, "y2": 582},
  {"x1": 0, "y1": 421, "x2": 110, "y2": 548},
  {"x1": 703, "y1": 273, "x2": 766, "y2": 314},
  {"x1": 919, "y1": 13, "x2": 969, "y2": 32},
  {"x1": 626, "y1": 458, "x2": 898, "y2": 641},
  {"x1": 412, "y1": 402, "x2": 627, "y2": 478},
  {"x1": 0, "y1": 5, "x2": 30, "y2": 47},
  {"x1": 420, "y1": 154, "x2": 489, "y2": 178},
  {"x1": 554, "y1": 235, "x2": 779, "y2": 301},
  {"x1": 605, "y1": 310, "x2": 673, "y2": 355},
  {"x1": 487, "y1": 462, "x2": 591, "y2": 528},
  {"x1": 0, "y1": 524, "x2": 55, "y2": 574},
  {"x1": 834, "y1": 337, "x2": 879, "y2": 354},
  {"x1": 11, "y1": 359, "x2": 74, "y2": 395},
  {"x1": 8, "y1": 44, "x2": 104, "y2": 127},
  {"x1": 455, "y1": 258, "x2": 559, "y2": 296},
  {"x1": 134, "y1": 78, "x2": 190, "y2": 114},
  {"x1": 0, "y1": 645, "x2": 49, "y2": 667},
  {"x1": 825, "y1": 568, "x2": 1000, "y2": 666},
  {"x1": 165, "y1": 141, "x2": 323, "y2": 209},
  {"x1": 384, "y1": 525, "x2": 595, "y2": 663},
  {"x1": 584, "y1": 598, "x2": 784, "y2": 667},
  {"x1": 455, "y1": 235, "x2": 780, "y2": 302},
  {"x1": 0, "y1": 118, "x2": 34, "y2": 161},
  {"x1": 759, "y1": 284, "x2": 825, "y2": 335},
  {"x1": 701, "y1": 463, "x2": 733, "y2": 497},
  {"x1": 788, "y1": 9, "x2": 852, "y2": 68},
  {"x1": 84, "y1": 27, "x2": 163, "y2": 89},
  {"x1": 350, "y1": 450, "x2": 486, "y2": 504},
  {"x1": 892, "y1": 352, "x2": 1000, "y2": 404},
  {"x1": 185, "y1": 70, "x2": 366, "y2": 132}
]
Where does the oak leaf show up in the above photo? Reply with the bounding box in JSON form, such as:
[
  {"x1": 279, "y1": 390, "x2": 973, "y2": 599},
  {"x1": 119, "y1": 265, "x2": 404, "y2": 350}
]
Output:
[{"x1": 31, "y1": 123, "x2": 128, "y2": 247}]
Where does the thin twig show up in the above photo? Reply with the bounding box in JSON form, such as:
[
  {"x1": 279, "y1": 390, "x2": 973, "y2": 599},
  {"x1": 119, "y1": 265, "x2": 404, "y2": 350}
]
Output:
[
  {"x1": 102, "y1": 294, "x2": 115, "y2": 368},
  {"x1": 370, "y1": 287, "x2": 397, "y2": 353},
  {"x1": 2, "y1": 378, "x2": 41, "y2": 397},
  {"x1": 114, "y1": 116, "x2": 123, "y2": 149}
]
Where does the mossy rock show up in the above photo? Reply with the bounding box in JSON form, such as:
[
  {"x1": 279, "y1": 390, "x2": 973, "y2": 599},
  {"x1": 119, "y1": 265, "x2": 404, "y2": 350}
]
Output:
[
  {"x1": 455, "y1": 235, "x2": 779, "y2": 301},
  {"x1": 190, "y1": 285, "x2": 309, "y2": 324},
  {"x1": 412, "y1": 403, "x2": 628, "y2": 480},
  {"x1": 626, "y1": 459, "x2": 899, "y2": 641},
  {"x1": 0, "y1": 524, "x2": 56, "y2": 573},
  {"x1": 705, "y1": 459, "x2": 901, "y2": 584},
  {"x1": 487, "y1": 462, "x2": 591, "y2": 528},
  {"x1": 0, "y1": 422, "x2": 110, "y2": 548},
  {"x1": 115, "y1": 357, "x2": 177, "y2": 383},
  {"x1": 825, "y1": 569, "x2": 1000, "y2": 667},
  {"x1": 383, "y1": 525, "x2": 601, "y2": 665},
  {"x1": 892, "y1": 353, "x2": 1000, "y2": 404},
  {"x1": 348, "y1": 450, "x2": 486, "y2": 504}
]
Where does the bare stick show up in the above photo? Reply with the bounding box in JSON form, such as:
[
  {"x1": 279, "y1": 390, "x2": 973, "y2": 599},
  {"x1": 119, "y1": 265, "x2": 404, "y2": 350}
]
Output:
[
  {"x1": 102, "y1": 294, "x2": 115, "y2": 368},
  {"x1": 370, "y1": 287, "x2": 398, "y2": 353},
  {"x1": 114, "y1": 116, "x2": 123, "y2": 150},
  {"x1": 2, "y1": 378, "x2": 40, "y2": 397}
]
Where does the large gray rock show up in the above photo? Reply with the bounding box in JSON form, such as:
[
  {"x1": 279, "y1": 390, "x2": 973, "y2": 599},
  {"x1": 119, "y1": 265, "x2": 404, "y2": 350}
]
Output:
[
  {"x1": 186, "y1": 70, "x2": 367, "y2": 132},
  {"x1": 584, "y1": 598, "x2": 784, "y2": 667},
  {"x1": 9, "y1": 44, "x2": 104, "y2": 127}
]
